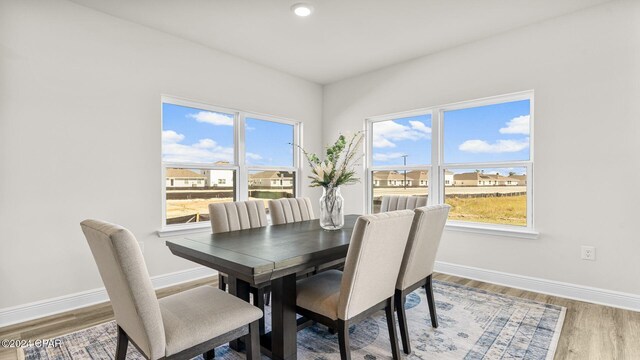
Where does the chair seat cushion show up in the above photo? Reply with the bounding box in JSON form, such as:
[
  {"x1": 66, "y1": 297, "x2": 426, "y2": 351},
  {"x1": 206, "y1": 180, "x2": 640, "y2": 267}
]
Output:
[
  {"x1": 159, "y1": 285, "x2": 262, "y2": 356},
  {"x1": 296, "y1": 269, "x2": 343, "y2": 320}
]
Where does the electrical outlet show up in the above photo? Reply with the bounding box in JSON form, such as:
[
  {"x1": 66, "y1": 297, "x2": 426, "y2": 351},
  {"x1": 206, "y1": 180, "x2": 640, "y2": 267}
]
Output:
[
  {"x1": 138, "y1": 241, "x2": 145, "y2": 254},
  {"x1": 581, "y1": 246, "x2": 595, "y2": 261}
]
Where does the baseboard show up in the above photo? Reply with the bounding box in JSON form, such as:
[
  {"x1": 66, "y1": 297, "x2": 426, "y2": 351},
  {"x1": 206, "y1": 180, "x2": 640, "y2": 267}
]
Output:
[
  {"x1": 4, "y1": 262, "x2": 638, "y2": 329},
  {"x1": 434, "y1": 261, "x2": 640, "y2": 312},
  {"x1": 0, "y1": 267, "x2": 216, "y2": 328}
]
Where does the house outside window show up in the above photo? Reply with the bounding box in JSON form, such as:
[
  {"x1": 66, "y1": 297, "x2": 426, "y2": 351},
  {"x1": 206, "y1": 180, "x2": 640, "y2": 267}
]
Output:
[
  {"x1": 162, "y1": 96, "x2": 301, "y2": 230},
  {"x1": 366, "y1": 91, "x2": 534, "y2": 233}
]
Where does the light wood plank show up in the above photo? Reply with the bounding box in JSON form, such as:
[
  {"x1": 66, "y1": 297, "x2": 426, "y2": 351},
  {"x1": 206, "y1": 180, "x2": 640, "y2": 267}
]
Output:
[{"x1": 1, "y1": 274, "x2": 638, "y2": 360}]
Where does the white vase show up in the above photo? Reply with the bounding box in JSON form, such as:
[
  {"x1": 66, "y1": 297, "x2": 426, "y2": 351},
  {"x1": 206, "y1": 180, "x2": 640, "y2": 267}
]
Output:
[{"x1": 319, "y1": 186, "x2": 344, "y2": 230}]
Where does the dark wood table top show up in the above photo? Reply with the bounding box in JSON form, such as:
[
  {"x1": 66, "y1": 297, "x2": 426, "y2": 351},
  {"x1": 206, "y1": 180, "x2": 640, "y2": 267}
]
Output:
[{"x1": 166, "y1": 214, "x2": 359, "y2": 285}]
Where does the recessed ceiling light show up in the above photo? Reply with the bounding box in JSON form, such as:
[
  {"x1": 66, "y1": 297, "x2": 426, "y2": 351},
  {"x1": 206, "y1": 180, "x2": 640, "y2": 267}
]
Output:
[{"x1": 291, "y1": 3, "x2": 313, "y2": 17}]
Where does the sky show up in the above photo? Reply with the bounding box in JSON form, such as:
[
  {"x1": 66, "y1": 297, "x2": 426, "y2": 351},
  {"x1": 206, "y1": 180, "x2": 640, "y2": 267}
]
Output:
[
  {"x1": 163, "y1": 99, "x2": 529, "y2": 172},
  {"x1": 372, "y1": 99, "x2": 530, "y2": 170},
  {"x1": 245, "y1": 118, "x2": 294, "y2": 166},
  {"x1": 162, "y1": 103, "x2": 293, "y2": 166},
  {"x1": 372, "y1": 114, "x2": 432, "y2": 166}
]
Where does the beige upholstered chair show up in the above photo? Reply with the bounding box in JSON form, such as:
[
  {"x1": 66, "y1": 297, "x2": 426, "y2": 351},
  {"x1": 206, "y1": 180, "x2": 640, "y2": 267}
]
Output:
[
  {"x1": 295, "y1": 210, "x2": 415, "y2": 360},
  {"x1": 81, "y1": 220, "x2": 262, "y2": 360},
  {"x1": 209, "y1": 201, "x2": 268, "y2": 292},
  {"x1": 208, "y1": 200, "x2": 269, "y2": 331},
  {"x1": 379, "y1": 195, "x2": 427, "y2": 212},
  {"x1": 268, "y1": 197, "x2": 315, "y2": 225},
  {"x1": 209, "y1": 200, "x2": 268, "y2": 233},
  {"x1": 209, "y1": 200, "x2": 268, "y2": 287},
  {"x1": 395, "y1": 204, "x2": 450, "y2": 354}
]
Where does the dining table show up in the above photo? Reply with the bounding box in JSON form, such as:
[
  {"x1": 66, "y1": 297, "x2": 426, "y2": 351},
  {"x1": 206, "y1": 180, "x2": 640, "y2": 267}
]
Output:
[{"x1": 165, "y1": 214, "x2": 360, "y2": 360}]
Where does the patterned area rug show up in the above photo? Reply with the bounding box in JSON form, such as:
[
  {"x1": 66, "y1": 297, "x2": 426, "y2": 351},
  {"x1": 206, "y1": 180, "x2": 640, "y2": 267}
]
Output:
[{"x1": 22, "y1": 280, "x2": 565, "y2": 360}]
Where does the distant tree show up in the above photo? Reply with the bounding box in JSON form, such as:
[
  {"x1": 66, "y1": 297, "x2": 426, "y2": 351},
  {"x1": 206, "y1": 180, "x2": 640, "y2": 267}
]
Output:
[{"x1": 508, "y1": 171, "x2": 516, "y2": 176}]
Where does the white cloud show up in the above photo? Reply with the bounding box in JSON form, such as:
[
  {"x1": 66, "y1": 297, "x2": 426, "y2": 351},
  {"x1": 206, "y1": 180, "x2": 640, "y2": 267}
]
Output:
[
  {"x1": 372, "y1": 120, "x2": 431, "y2": 148},
  {"x1": 246, "y1": 152, "x2": 273, "y2": 165},
  {"x1": 193, "y1": 138, "x2": 218, "y2": 149},
  {"x1": 162, "y1": 130, "x2": 185, "y2": 144},
  {"x1": 459, "y1": 139, "x2": 530, "y2": 153},
  {"x1": 188, "y1": 111, "x2": 234, "y2": 126},
  {"x1": 409, "y1": 120, "x2": 432, "y2": 136},
  {"x1": 499, "y1": 115, "x2": 530, "y2": 135},
  {"x1": 372, "y1": 152, "x2": 405, "y2": 162},
  {"x1": 373, "y1": 137, "x2": 396, "y2": 148},
  {"x1": 162, "y1": 136, "x2": 233, "y2": 163}
]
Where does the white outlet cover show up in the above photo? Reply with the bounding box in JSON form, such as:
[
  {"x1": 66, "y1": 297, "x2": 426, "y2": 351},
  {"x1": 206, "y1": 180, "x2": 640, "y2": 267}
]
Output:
[{"x1": 581, "y1": 246, "x2": 595, "y2": 260}]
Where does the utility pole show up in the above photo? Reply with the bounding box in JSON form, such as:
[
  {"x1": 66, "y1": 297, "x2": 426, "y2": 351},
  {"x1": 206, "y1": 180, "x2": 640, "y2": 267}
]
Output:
[{"x1": 401, "y1": 155, "x2": 408, "y2": 189}]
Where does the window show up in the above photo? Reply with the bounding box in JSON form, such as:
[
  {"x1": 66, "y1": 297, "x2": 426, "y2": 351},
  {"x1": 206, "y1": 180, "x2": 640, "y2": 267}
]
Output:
[
  {"x1": 162, "y1": 97, "x2": 300, "y2": 229},
  {"x1": 369, "y1": 113, "x2": 432, "y2": 213},
  {"x1": 245, "y1": 118, "x2": 297, "y2": 210},
  {"x1": 366, "y1": 92, "x2": 534, "y2": 232}
]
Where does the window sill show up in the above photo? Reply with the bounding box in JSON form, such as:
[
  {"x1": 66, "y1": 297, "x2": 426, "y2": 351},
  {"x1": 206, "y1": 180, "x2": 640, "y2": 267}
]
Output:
[
  {"x1": 157, "y1": 220, "x2": 538, "y2": 239},
  {"x1": 445, "y1": 222, "x2": 539, "y2": 239},
  {"x1": 157, "y1": 223, "x2": 211, "y2": 238}
]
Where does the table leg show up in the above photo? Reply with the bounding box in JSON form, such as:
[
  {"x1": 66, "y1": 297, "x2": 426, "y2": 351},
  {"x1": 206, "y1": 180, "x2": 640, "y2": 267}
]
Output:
[
  {"x1": 228, "y1": 275, "x2": 250, "y2": 351},
  {"x1": 270, "y1": 273, "x2": 297, "y2": 360}
]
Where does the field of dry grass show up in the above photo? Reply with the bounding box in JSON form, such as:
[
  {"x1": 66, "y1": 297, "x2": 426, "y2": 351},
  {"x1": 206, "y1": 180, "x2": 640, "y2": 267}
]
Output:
[
  {"x1": 446, "y1": 195, "x2": 527, "y2": 226},
  {"x1": 166, "y1": 197, "x2": 276, "y2": 222}
]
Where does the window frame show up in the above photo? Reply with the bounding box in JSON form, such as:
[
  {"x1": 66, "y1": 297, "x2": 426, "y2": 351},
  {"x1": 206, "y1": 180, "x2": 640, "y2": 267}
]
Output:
[
  {"x1": 365, "y1": 108, "x2": 435, "y2": 214},
  {"x1": 160, "y1": 96, "x2": 301, "y2": 235},
  {"x1": 365, "y1": 91, "x2": 537, "y2": 238}
]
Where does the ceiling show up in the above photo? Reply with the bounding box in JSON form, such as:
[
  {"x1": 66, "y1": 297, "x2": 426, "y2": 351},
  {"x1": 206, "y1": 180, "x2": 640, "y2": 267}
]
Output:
[{"x1": 70, "y1": 0, "x2": 613, "y2": 84}]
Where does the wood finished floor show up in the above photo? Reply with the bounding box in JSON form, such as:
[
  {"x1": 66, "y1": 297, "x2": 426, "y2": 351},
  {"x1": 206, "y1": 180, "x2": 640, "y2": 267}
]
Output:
[{"x1": 1, "y1": 273, "x2": 638, "y2": 360}]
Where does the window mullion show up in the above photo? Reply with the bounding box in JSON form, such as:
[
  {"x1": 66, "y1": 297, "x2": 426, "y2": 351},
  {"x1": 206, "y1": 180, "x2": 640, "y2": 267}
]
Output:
[
  {"x1": 527, "y1": 162, "x2": 534, "y2": 230},
  {"x1": 237, "y1": 112, "x2": 248, "y2": 201},
  {"x1": 294, "y1": 122, "x2": 302, "y2": 199},
  {"x1": 432, "y1": 108, "x2": 442, "y2": 205}
]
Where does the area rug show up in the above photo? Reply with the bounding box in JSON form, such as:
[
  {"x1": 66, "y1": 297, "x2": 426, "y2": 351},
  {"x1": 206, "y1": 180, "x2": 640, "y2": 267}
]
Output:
[{"x1": 22, "y1": 280, "x2": 565, "y2": 360}]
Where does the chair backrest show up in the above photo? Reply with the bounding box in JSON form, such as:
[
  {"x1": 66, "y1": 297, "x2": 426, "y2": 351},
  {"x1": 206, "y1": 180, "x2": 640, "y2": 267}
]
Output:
[
  {"x1": 80, "y1": 220, "x2": 165, "y2": 359},
  {"x1": 396, "y1": 205, "x2": 450, "y2": 290},
  {"x1": 337, "y1": 210, "x2": 414, "y2": 320},
  {"x1": 209, "y1": 200, "x2": 268, "y2": 234},
  {"x1": 379, "y1": 195, "x2": 427, "y2": 212},
  {"x1": 268, "y1": 197, "x2": 315, "y2": 225}
]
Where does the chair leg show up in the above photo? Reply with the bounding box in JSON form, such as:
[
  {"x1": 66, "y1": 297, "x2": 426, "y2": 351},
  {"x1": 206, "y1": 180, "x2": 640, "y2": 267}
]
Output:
[
  {"x1": 204, "y1": 349, "x2": 215, "y2": 360},
  {"x1": 385, "y1": 297, "x2": 401, "y2": 360},
  {"x1": 337, "y1": 320, "x2": 351, "y2": 360},
  {"x1": 115, "y1": 325, "x2": 128, "y2": 360},
  {"x1": 244, "y1": 320, "x2": 260, "y2": 360},
  {"x1": 218, "y1": 273, "x2": 227, "y2": 291},
  {"x1": 425, "y1": 275, "x2": 438, "y2": 328},
  {"x1": 395, "y1": 291, "x2": 411, "y2": 354}
]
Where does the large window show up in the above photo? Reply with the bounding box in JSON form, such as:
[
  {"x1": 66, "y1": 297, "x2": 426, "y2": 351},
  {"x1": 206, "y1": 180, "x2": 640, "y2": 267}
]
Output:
[
  {"x1": 245, "y1": 117, "x2": 297, "y2": 209},
  {"x1": 369, "y1": 113, "x2": 432, "y2": 213},
  {"x1": 367, "y1": 92, "x2": 534, "y2": 232},
  {"x1": 162, "y1": 97, "x2": 300, "y2": 229}
]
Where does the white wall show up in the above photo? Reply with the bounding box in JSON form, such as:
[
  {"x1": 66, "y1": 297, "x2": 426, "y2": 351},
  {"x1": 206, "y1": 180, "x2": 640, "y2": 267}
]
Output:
[
  {"x1": 323, "y1": 0, "x2": 640, "y2": 295},
  {"x1": 2, "y1": 0, "x2": 639, "y2": 315},
  {"x1": 0, "y1": 0, "x2": 323, "y2": 309}
]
